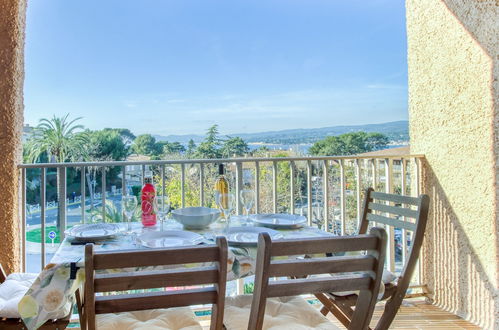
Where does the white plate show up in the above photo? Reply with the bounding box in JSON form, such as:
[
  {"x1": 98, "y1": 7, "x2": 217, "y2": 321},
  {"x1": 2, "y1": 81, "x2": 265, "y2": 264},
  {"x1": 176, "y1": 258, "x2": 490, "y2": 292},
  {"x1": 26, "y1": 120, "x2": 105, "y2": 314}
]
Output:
[
  {"x1": 225, "y1": 226, "x2": 283, "y2": 246},
  {"x1": 138, "y1": 230, "x2": 204, "y2": 248},
  {"x1": 250, "y1": 214, "x2": 307, "y2": 229},
  {"x1": 65, "y1": 223, "x2": 121, "y2": 241}
]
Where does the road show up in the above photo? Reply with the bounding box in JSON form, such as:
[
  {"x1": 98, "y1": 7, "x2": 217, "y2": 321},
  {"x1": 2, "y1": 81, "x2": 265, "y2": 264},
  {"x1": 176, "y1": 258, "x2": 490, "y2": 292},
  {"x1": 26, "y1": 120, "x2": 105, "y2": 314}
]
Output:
[{"x1": 25, "y1": 194, "x2": 123, "y2": 273}]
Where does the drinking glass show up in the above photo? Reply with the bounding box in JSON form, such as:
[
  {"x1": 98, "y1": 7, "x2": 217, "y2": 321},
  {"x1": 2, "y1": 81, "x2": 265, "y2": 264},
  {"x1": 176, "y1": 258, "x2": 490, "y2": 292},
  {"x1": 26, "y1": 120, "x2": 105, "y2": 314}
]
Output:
[
  {"x1": 215, "y1": 192, "x2": 235, "y2": 232},
  {"x1": 154, "y1": 195, "x2": 170, "y2": 231},
  {"x1": 240, "y1": 189, "x2": 255, "y2": 225},
  {"x1": 122, "y1": 195, "x2": 137, "y2": 234}
]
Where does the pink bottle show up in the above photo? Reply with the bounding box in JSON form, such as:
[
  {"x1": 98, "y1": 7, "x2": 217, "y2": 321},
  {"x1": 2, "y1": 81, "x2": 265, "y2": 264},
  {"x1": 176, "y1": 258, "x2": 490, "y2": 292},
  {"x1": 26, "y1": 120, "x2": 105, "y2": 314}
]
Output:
[{"x1": 141, "y1": 174, "x2": 157, "y2": 226}]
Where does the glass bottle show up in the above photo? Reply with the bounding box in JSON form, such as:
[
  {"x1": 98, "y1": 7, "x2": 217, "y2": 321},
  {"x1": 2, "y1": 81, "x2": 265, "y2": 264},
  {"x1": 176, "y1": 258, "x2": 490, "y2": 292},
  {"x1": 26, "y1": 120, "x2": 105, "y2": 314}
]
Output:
[
  {"x1": 141, "y1": 172, "x2": 157, "y2": 226},
  {"x1": 214, "y1": 164, "x2": 229, "y2": 213}
]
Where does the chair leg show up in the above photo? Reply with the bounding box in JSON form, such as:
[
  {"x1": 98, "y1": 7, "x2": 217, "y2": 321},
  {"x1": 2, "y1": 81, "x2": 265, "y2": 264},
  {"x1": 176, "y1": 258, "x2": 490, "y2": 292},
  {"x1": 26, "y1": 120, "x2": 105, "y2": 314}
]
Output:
[
  {"x1": 374, "y1": 295, "x2": 402, "y2": 330},
  {"x1": 315, "y1": 294, "x2": 352, "y2": 329},
  {"x1": 76, "y1": 289, "x2": 86, "y2": 330}
]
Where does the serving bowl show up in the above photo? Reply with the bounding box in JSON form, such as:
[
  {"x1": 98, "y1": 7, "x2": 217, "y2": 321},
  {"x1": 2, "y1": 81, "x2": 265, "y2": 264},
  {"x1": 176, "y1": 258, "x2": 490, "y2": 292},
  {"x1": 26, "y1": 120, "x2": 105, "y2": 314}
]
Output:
[{"x1": 171, "y1": 207, "x2": 221, "y2": 229}]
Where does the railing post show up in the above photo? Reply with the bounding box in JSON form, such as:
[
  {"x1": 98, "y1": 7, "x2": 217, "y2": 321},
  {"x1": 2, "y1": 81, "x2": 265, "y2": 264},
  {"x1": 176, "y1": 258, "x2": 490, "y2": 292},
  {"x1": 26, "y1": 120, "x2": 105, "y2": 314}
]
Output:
[
  {"x1": 255, "y1": 162, "x2": 260, "y2": 214},
  {"x1": 101, "y1": 167, "x2": 106, "y2": 222},
  {"x1": 355, "y1": 159, "x2": 362, "y2": 230},
  {"x1": 59, "y1": 167, "x2": 67, "y2": 241},
  {"x1": 322, "y1": 160, "x2": 329, "y2": 232},
  {"x1": 40, "y1": 168, "x2": 46, "y2": 269},
  {"x1": 161, "y1": 165, "x2": 166, "y2": 198},
  {"x1": 307, "y1": 160, "x2": 313, "y2": 226},
  {"x1": 199, "y1": 163, "x2": 204, "y2": 207},
  {"x1": 272, "y1": 161, "x2": 277, "y2": 213},
  {"x1": 385, "y1": 158, "x2": 395, "y2": 272},
  {"x1": 290, "y1": 161, "x2": 295, "y2": 214},
  {"x1": 235, "y1": 162, "x2": 243, "y2": 215},
  {"x1": 121, "y1": 166, "x2": 126, "y2": 196},
  {"x1": 401, "y1": 158, "x2": 408, "y2": 264},
  {"x1": 340, "y1": 159, "x2": 346, "y2": 235},
  {"x1": 21, "y1": 168, "x2": 26, "y2": 272},
  {"x1": 81, "y1": 167, "x2": 86, "y2": 223},
  {"x1": 181, "y1": 164, "x2": 186, "y2": 208}
]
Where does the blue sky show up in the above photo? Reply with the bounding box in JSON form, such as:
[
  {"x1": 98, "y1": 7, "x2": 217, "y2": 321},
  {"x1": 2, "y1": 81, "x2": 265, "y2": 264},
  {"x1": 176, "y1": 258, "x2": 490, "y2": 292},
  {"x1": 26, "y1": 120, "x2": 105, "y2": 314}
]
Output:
[{"x1": 24, "y1": 0, "x2": 408, "y2": 136}]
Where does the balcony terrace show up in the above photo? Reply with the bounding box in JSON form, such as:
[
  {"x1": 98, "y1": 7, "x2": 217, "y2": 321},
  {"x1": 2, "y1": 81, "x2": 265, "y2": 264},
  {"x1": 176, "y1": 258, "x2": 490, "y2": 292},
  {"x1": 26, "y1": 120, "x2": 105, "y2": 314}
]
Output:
[{"x1": 0, "y1": 0, "x2": 498, "y2": 329}]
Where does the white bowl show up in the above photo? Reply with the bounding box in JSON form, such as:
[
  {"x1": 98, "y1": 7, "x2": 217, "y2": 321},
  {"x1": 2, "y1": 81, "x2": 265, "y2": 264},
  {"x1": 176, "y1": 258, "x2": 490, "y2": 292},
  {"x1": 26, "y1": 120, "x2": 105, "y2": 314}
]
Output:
[{"x1": 171, "y1": 207, "x2": 221, "y2": 229}]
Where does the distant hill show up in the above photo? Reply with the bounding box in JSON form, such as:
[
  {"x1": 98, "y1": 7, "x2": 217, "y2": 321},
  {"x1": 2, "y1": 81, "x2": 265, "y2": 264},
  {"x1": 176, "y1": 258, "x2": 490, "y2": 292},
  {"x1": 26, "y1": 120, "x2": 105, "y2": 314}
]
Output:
[{"x1": 154, "y1": 120, "x2": 409, "y2": 145}]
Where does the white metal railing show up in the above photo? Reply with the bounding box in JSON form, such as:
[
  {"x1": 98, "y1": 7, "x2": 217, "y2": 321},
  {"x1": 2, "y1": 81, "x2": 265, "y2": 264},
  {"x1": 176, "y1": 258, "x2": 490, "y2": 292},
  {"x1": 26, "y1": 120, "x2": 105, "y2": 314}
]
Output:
[{"x1": 18, "y1": 154, "x2": 424, "y2": 290}]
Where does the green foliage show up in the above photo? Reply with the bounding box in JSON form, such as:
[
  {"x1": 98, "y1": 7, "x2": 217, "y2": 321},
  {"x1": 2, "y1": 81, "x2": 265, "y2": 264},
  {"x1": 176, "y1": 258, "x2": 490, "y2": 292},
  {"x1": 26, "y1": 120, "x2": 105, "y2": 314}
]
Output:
[
  {"x1": 25, "y1": 114, "x2": 89, "y2": 163},
  {"x1": 221, "y1": 136, "x2": 249, "y2": 157},
  {"x1": 161, "y1": 141, "x2": 186, "y2": 155},
  {"x1": 88, "y1": 129, "x2": 129, "y2": 161},
  {"x1": 309, "y1": 132, "x2": 389, "y2": 156},
  {"x1": 195, "y1": 125, "x2": 223, "y2": 159},
  {"x1": 87, "y1": 200, "x2": 140, "y2": 223},
  {"x1": 186, "y1": 139, "x2": 196, "y2": 156},
  {"x1": 104, "y1": 128, "x2": 136, "y2": 145},
  {"x1": 132, "y1": 134, "x2": 159, "y2": 155}
]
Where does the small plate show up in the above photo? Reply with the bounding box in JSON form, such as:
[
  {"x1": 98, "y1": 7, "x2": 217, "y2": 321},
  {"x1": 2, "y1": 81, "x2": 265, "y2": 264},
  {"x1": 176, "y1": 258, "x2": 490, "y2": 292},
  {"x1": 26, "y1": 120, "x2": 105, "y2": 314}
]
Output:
[
  {"x1": 225, "y1": 226, "x2": 283, "y2": 246},
  {"x1": 138, "y1": 230, "x2": 204, "y2": 248},
  {"x1": 250, "y1": 214, "x2": 307, "y2": 229},
  {"x1": 65, "y1": 223, "x2": 121, "y2": 241}
]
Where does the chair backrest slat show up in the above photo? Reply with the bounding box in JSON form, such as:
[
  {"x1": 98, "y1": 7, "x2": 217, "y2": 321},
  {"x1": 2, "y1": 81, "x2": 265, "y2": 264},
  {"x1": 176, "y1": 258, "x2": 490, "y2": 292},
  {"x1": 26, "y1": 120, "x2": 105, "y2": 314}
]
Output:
[
  {"x1": 248, "y1": 228, "x2": 387, "y2": 330},
  {"x1": 366, "y1": 213, "x2": 417, "y2": 231},
  {"x1": 94, "y1": 266, "x2": 219, "y2": 292},
  {"x1": 92, "y1": 245, "x2": 220, "y2": 270},
  {"x1": 269, "y1": 255, "x2": 376, "y2": 277},
  {"x1": 266, "y1": 275, "x2": 372, "y2": 298},
  {"x1": 368, "y1": 202, "x2": 419, "y2": 218},
  {"x1": 84, "y1": 236, "x2": 228, "y2": 330},
  {"x1": 370, "y1": 191, "x2": 420, "y2": 205},
  {"x1": 269, "y1": 235, "x2": 379, "y2": 257},
  {"x1": 94, "y1": 287, "x2": 217, "y2": 314}
]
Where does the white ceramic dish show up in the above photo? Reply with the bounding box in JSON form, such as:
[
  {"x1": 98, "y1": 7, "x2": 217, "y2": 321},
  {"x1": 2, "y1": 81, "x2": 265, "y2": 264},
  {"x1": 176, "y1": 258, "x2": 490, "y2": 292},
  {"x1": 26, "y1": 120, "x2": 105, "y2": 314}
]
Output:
[
  {"x1": 65, "y1": 223, "x2": 121, "y2": 241},
  {"x1": 250, "y1": 214, "x2": 307, "y2": 229},
  {"x1": 171, "y1": 207, "x2": 221, "y2": 229},
  {"x1": 224, "y1": 226, "x2": 283, "y2": 247},
  {"x1": 138, "y1": 230, "x2": 203, "y2": 248}
]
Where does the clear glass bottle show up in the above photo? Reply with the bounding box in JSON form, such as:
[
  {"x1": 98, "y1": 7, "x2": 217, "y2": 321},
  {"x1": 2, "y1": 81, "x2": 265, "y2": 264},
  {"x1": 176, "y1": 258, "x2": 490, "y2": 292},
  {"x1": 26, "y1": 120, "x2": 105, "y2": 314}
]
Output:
[{"x1": 214, "y1": 164, "x2": 229, "y2": 214}]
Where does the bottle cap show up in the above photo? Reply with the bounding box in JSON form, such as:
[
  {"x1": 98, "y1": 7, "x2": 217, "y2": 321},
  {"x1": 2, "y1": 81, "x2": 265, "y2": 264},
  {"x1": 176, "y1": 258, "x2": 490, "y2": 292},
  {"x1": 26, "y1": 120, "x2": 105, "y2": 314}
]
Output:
[{"x1": 218, "y1": 164, "x2": 225, "y2": 175}]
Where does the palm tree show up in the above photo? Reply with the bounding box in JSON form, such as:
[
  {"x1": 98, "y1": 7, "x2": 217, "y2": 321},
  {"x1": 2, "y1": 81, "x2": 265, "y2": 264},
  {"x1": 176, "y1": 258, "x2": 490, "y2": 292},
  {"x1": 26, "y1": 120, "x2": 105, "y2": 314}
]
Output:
[{"x1": 26, "y1": 114, "x2": 89, "y2": 230}]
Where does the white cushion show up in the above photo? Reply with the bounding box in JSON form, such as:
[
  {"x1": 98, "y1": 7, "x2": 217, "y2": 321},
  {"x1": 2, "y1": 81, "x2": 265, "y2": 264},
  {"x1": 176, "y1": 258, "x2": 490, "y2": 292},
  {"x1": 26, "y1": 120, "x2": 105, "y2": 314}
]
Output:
[
  {"x1": 96, "y1": 307, "x2": 202, "y2": 330},
  {"x1": 224, "y1": 295, "x2": 339, "y2": 330},
  {"x1": 0, "y1": 273, "x2": 37, "y2": 318},
  {"x1": 382, "y1": 269, "x2": 397, "y2": 284}
]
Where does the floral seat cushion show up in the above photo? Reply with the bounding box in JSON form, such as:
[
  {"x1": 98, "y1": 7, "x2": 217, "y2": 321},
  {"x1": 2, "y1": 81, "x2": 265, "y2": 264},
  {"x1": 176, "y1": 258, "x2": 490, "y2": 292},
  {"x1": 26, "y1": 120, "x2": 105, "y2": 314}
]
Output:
[{"x1": 95, "y1": 307, "x2": 202, "y2": 330}]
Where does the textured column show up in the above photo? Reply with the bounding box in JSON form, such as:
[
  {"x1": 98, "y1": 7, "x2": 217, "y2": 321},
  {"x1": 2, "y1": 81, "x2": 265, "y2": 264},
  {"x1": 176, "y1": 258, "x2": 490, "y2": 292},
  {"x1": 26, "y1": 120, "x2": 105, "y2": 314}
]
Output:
[
  {"x1": 406, "y1": 0, "x2": 498, "y2": 328},
  {"x1": 0, "y1": 0, "x2": 27, "y2": 273}
]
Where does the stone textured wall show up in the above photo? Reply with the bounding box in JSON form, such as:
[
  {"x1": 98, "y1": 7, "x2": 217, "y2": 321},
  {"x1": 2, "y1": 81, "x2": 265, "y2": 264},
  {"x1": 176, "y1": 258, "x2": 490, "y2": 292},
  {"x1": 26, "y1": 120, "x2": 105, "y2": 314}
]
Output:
[
  {"x1": 406, "y1": 0, "x2": 498, "y2": 328},
  {"x1": 0, "y1": 0, "x2": 26, "y2": 273}
]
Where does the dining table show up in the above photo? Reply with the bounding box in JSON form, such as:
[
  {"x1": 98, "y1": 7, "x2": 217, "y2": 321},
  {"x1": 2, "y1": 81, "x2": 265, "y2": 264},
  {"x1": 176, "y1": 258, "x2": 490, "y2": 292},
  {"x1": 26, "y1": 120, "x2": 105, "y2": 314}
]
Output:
[{"x1": 19, "y1": 216, "x2": 334, "y2": 330}]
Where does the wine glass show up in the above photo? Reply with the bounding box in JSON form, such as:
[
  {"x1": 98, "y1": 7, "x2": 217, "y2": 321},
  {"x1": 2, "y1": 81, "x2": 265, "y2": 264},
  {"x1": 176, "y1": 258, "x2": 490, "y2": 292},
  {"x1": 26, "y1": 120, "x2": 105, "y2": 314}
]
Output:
[
  {"x1": 240, "y1": 189, "x2": 255, "y2": 225},
  {"x1": 215, "y1": 192, "x2": 235, "y2": 232},
  {"x1": 122, "y1": 195, "x2": 137, "y2": 234},
  {"x1": 154, "y1": 195, "x2": 170, "y2": 231}
]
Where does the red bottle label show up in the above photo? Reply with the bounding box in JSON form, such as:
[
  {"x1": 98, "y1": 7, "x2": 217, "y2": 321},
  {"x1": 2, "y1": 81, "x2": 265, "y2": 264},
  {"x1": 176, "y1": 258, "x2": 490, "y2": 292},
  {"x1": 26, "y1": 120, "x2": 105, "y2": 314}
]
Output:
[{"x1": 141, "y1": 184, "x2": 156, "y2": 226}]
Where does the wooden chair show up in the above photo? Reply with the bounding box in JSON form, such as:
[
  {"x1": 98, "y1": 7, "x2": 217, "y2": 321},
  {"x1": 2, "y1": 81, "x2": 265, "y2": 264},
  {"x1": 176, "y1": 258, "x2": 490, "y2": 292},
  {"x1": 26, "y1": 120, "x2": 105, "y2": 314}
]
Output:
[
  {"x1": 223, "y1": 228, "x2": 387, "y2": 330},
  {"x1": 81, "y1": 236, "x2": 228, "y2": 330},
  {"x1": 318, "y1": 188, "x2": 430, "y2": 330},
  {"x1": 0, "y1": 264, "x2": 71, "y2": 330}
]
